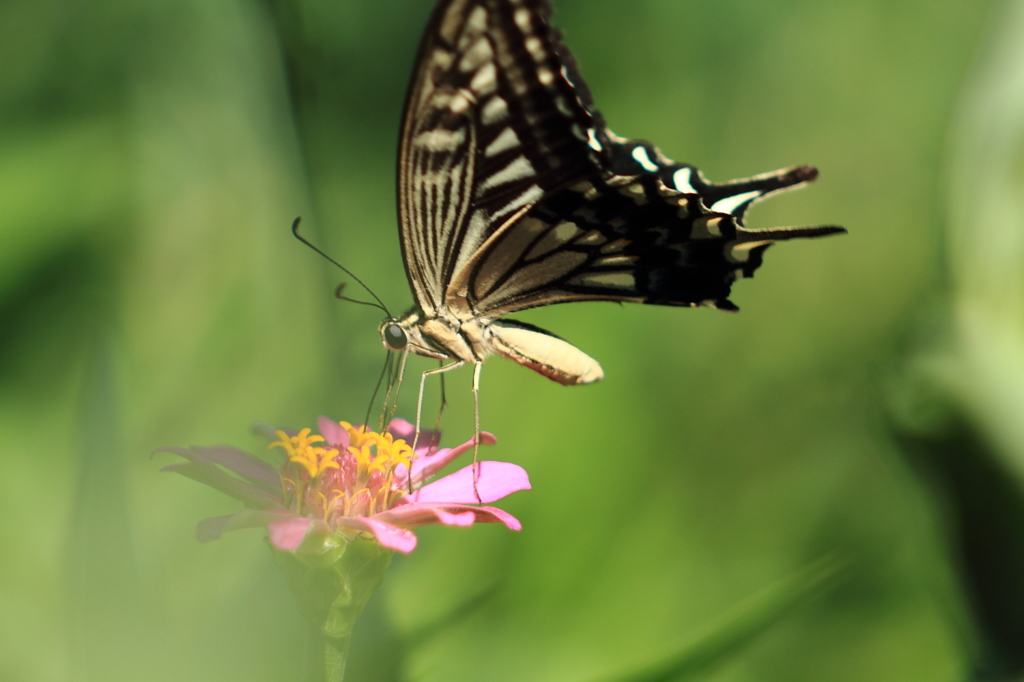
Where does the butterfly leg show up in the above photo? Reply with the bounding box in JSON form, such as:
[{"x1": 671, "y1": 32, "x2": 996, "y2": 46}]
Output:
[
  {"x1": 413, "y1": 360, "x2": 455, "y2": 454},
  {"x1": 380, "y1": 348, "x2": 410, "y2": 432},
  {"x1": 430, "y1": 366, "x2": 448, "y2": 452},
  {"x1": 409, "y1": 358, "x2": 466, "y2": 485},
  {"x1": 472, "y1": 362, "x2": 482, "y2": 501}
]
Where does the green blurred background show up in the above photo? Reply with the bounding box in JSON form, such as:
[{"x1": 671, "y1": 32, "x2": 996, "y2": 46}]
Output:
[{"x1": 5, "y1": 0, "x2": 1024, "y2": 680}]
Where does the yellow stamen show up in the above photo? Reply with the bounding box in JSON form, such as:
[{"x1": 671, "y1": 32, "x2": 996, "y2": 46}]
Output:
[
  {"x1": 270, "y1": 428, "x2": 338, "y2": 478},
  {"x1": 340, "y1": 421, "x2": 376, "y2": 450}
]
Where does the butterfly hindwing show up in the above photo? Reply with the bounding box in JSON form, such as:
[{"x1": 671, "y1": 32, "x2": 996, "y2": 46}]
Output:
[{"x1": 462, "y1": 142, "x2": 840, "y2": 316}]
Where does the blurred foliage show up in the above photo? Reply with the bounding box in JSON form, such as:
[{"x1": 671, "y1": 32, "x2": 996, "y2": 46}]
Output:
[
  {"x1": 0, "y1": 0, "x2": 1018, "y2": 681},
  {"x1": 889, "y1": 1, "x2": 1024, "y2": 679}
]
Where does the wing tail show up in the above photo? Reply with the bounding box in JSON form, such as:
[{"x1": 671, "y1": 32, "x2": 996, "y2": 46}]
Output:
[{"x1": 736, "y1": 224, "x2": 847, "y2": 241}]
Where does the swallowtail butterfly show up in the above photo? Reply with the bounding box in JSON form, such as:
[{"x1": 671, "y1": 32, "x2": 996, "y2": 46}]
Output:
[{"x1": 379, "y1": 0, "x2": 843, "y2": 413}]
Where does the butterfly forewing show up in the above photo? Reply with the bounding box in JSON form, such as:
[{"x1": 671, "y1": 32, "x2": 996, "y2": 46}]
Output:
[{"x1": 398, "y1": 0, "x2": 605, "y2": 317}]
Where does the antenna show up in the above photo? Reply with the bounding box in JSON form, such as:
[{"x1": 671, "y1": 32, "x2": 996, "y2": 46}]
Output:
[
  {"x1": 335, "y1": 283, "x2": 388, "y2": 311},
  {"x1": 291, "y1": 217, "x2": 391, "y2": 316}
]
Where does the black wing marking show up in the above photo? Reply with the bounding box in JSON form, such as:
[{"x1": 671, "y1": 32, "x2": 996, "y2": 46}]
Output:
[
  {"x1": 603, "y1": 137, "x2": 822, "y2": 222},
  {"x1": 451, "y1": 8, "x2": 843, "y2": 316},
  {"x1": 397, "y1": 0, "x2": 600, "y2": 316},
  {"x1": 468, "y1": 169, "x2": 842, "y2": 316}
]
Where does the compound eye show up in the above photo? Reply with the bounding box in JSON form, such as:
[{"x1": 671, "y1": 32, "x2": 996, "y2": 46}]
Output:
[{"x1": 384, "y1": 324, "x2": 407, "y2": 350}]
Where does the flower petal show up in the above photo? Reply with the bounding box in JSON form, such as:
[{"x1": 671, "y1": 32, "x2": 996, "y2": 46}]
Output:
[
  {"x1": 474, "y1": 505, "x2": 522, "y2": 531},
  {"x1": 160, "y1": 461, "x2": 283, "y2": 509},
  {"x1": 377, "y1": 503, "x2": 522, "y2": 531},
  {"x1": 197, "y1": 509, "x2": 294, "y2": 542},
  {"x1": 387, "y1": 419, "x2": 442, "y2": 457},
  {"x1": 337, "y1": 516, "x2": 418, "y2": 554},
  {"x1": 395, "y1": 432, "x2": 498, "y2": 487},
  {"x1": 433, "y1": 509, "x2": 477, "y2": 527},
  {"x1": 189, "y1": 445, "x2": 281, "y2": 490},
  {"x1": 385, "y1": 419, "x2": 416, "y2": 442},
  {"x1": 317, "y1": 416, "x2": 350, "y2": 449},
  {"x1": 268, "y1": 516, "x2": 316, "y2": 551},
  {"x1": 409, "y1": 461, "x2": 530, "y2": 504}
]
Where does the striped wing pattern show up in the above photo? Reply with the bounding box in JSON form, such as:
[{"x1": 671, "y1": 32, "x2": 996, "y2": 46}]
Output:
[
  {"x1": 397, "y1": 0, "x2": 598, "y2": 316},
  {"x1": 468, "y1": 146, "x2": 839, "y2": 316},
  {"x1": 397, "y1": 0, "x2": 843, "y2": 321}
]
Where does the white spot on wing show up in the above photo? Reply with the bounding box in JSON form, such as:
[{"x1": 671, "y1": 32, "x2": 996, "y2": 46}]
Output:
[
  {"x1": 690, "y1": 216, "x2": 723, "y2": 240},
  {"x1": 555, "y1": 96, "x2": 574, "y2": 118},
  {"x1": 710, "y1": 190, "x2": 762, "y2": 215},
  {"x1": 553, "y1": 221, "x2": 580, "y2": 242},
  {"x1": 526, "y1": 221, "x2": 581, "y2": 259},
  {"x1": 595, "y1": 255, "x2": 636, "y2": 268},
  {"x1": 514, "y1": 7, "x2": 531, "y2": 29},
  {"x1": 725, "y1": 239, "x2": 773, "y2": 263},
  {"x1": 631, "y1": 146, "x2": 659, "y2": 172},
  {"x1": 577, "y1": 230, "x2": 606, "y2": 245},
  {"x1": 460, "y1": 38, "x2": 493, "y2": 72},
  {"x1": 484, "y1": 127, "x2": 520, "y2": 157},
  {"x1": 568, "y1": 272, "x2": 635, "y2": 289},
  {"x1": 430, "y1": 91, "x2": 453, "y2": 109},
  {"x1": 619, "y1": 182, "x2": 648, "y2": 204},
  {"x1": 470, "y1": 61, "x2": 497, "y2": 94},
  {"x1": 601, "y1": 239, "x2": 629, "y2": 254},
  {"x1": 467, "y1": 5, "x2": 488, "y2": 33},
  {"x1": 482, "y1": 156, "x2": 535, "y2": 191},
  {"x1": 430, "y1": 48, "x2": 454, "y2": 71},
  {"x1": 673, "y1": 167, "x2": 696, "y2": 193},
  {"x1": 490, "y1": 184, "x2": 544, "y2": 221},
  {"x1": 413, "y1": 128, "x2": 466, "y2": 151},
  {"x1": 481, "y1": 96, "x2": 509, "y2": 125}
]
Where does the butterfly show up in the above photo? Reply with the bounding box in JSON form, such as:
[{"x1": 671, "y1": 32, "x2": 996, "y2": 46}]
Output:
[{"x1": 377, "y1": 0, "x2": 844, "y2": 432}]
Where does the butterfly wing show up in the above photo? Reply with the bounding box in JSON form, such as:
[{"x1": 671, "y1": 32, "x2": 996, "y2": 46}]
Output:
[
  {"x1": 421, "y1": 2, "x2": 843, "y2": 317},
  {"x1": 397, "y1": 0, "x2": 599, "y2": 317},
  {"x1": 398, "y1": 0, "x2": 843, "y2": 322},
  {"x1": 463, "y1": 154, "x2": 843, "y2": 317}
]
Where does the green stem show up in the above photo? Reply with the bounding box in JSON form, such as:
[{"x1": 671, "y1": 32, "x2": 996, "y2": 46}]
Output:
[{"x1": 304, "y1": 624, "x2": 351, "y2": 682}]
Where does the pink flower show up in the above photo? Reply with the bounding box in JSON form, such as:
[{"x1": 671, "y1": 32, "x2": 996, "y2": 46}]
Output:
[{"x1": 156, "y1": 418, "x2": 530, "y2": 554}]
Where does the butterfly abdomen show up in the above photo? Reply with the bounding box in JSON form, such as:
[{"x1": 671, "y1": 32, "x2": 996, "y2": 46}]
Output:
[{"x1": 488, "y1": 319, "x2": 603, "y2": 385}]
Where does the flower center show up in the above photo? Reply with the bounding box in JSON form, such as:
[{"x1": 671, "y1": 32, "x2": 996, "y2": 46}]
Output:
[{"x1": 271, "y1": 422, "x2": 417, "y2": 520}]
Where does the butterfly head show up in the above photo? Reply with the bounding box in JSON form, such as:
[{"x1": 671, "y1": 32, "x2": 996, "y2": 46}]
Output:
[
  {"x1": 379, "y1": 308, "x2": 452, "y2": 361},
  {"x1": 380, "y1": 319, "x2": 408, "y2": 351}
]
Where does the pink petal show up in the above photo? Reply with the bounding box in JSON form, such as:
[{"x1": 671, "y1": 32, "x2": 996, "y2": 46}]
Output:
[
  {"x1": 405, "y1": 432, "x2": 498, "y2": 486},
  {"x1": 338, "y1": 517, "x2": 418, "y2": 554},
  {"x1": 409, "y1": 461, "x2": 530, "y2": 504},
  {"x1": 268, "y1": 516, "x2": 315, "y2": 551},
  {"x1": 385, "y1": 419, "x2": 441, "y2": 458},
  {"x1": 473, "y1": 505, "x2": 522, "y2": 531},
  {"x1": 162, "y1": 445, "x2": 281, "y2": 490},
  {"x1": 160, "y1": 461, "x2": 283, "y2": 509},
  {"x1": 385, "y1": 418, "x2": 416, "y2": 441},
  {"x1": 433, "y1": 509, "x2": 477, "y2": 527},
  {"x1": 378, "y1": 503, "x2": 522, "y2": 531},
  {"x1": 317, "y1": 416, "x2": 350, "y2": 449}
]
